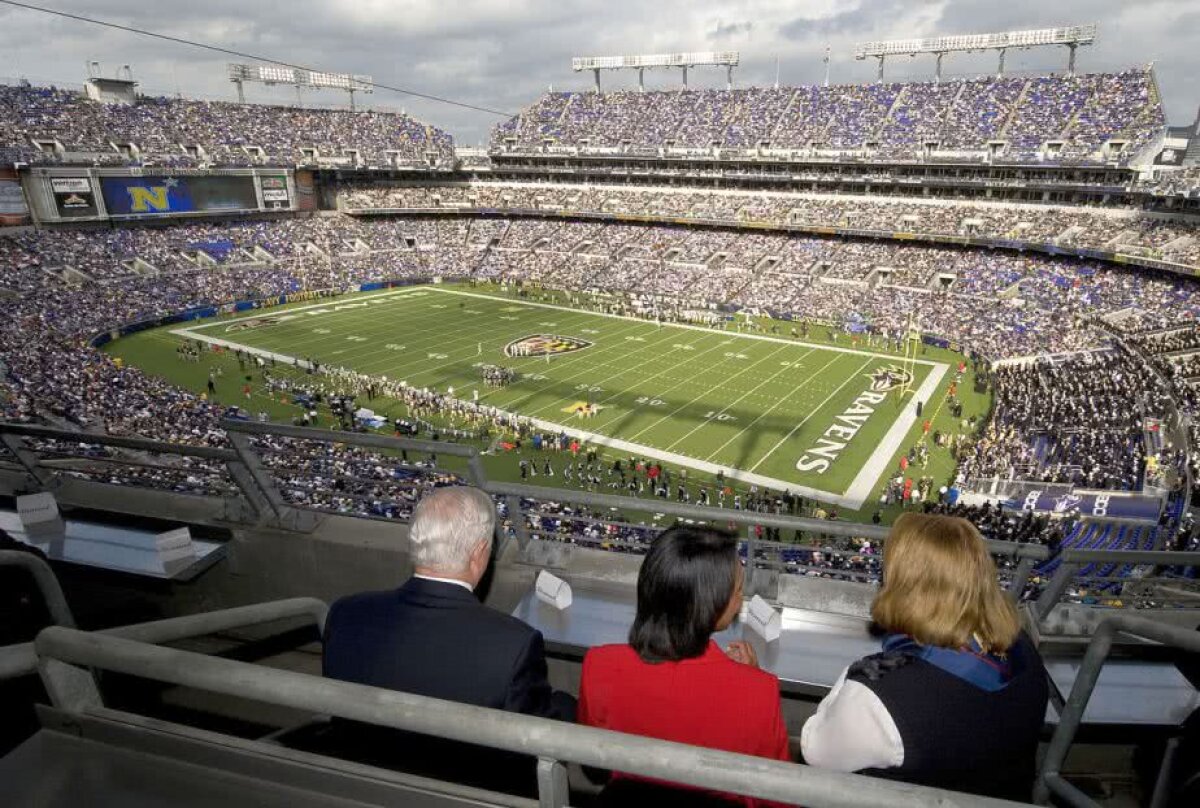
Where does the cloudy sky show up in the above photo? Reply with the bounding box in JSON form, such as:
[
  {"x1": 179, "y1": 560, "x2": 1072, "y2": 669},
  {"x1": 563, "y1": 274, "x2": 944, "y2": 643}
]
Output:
[{"x1": 0, "y1": 0, "x2": 1196, "y2": 144}]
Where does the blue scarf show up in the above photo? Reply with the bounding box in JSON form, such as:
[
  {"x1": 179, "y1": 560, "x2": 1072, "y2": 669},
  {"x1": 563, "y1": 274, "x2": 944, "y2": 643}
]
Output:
[{"x1": 882, "y1": 634, "x2": 1013, "y2": 692}]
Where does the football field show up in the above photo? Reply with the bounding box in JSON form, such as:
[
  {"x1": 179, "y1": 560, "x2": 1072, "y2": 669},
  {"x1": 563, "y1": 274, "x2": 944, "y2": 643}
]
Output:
[{"x1": 170, "y1": 284, "x2": 949, "y2": 508}]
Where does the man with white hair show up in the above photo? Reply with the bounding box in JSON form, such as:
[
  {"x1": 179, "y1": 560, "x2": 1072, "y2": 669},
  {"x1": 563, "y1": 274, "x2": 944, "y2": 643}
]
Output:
[{"x1": 323, "y1": 485, "x2": 575, "y2": 721}]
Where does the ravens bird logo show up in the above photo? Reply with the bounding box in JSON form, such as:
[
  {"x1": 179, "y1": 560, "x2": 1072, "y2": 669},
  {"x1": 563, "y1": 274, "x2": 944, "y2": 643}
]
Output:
[
  {"x1": 504, "y1": 334, "x2": 593, "y2": 358},
  {"x1": 866, "y1": 365, "x2": 913, "y2": 393},
  {"x1": 226, "y1": 316, "x2": 281, "y2": 333}
]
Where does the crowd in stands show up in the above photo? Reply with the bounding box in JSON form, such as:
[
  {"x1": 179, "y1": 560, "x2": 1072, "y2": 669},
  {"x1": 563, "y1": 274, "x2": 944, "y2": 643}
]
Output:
[
  {"x1": 956, "y1": 348, "x2": 1176, "y2": 490},
  {"x1": 493, "y1": 69, "x2": 1163, "y2": 163},
  {"x1": 248, "y1": 434, "x2": 461, "y2": 519},
  {"x1": 340, "y1": 183, "x2": 1200, "y2": 270},
  {"x1": 9, "y1": 213, "x2": 1200, "y2": 364},
  {"x1": 0, "y1": 83, "x2": 453, "y2": 166},
  {"x1": 926, "y1": 501, "x2": 1065, "y2": 549},
  {"x1": 1, "y1": 209, "x2": 1198, "y2": 528},
  {"x1": 1126, "y1": 324, "x2": 1200, "y2": 502}
]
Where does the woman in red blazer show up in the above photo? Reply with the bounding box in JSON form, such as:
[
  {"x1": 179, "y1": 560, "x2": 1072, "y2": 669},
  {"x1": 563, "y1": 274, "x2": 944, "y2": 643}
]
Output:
[{"x1": 578, "y1": 525, "x2": 790, "y2": 806}]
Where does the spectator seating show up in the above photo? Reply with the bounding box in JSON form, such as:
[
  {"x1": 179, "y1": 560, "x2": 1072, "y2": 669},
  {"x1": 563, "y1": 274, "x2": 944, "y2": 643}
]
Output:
[
  {"x1": 0, "y1": 83, "x2": 453, "y2": 166},
  {"x1": 493, "y1": 69, "x2": 1165, "y2": 164}
]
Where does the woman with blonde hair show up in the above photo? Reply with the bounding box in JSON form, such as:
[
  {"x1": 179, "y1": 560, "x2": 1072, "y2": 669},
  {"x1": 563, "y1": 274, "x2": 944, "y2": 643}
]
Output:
[{"x1": 800, "y1": 512, "x2": 1047, "y2": 801}]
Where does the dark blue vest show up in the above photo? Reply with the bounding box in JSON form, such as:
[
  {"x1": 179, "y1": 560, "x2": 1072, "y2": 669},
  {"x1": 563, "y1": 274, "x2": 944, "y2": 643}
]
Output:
[{"x1": 848, "y1": 631, "x2": 1048, "y2": 801}]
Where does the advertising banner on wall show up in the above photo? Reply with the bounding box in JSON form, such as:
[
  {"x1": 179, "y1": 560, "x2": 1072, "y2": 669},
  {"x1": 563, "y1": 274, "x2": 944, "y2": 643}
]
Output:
[
  {"x1": 100, "y1": 175, "x2": 259, "y2": 215},
  {"x1": 1005, "y1": 490, "x2": 1162, "y2": 522},
  {"x1": 0, "y1": 168, "x2": 30, "y2": 226},
  {"x1": 259, "y1": 174, "x2": 291, "y2": 210},
  {"x1": 50, "y1": 176, "x2": 99, "y2": 218}
]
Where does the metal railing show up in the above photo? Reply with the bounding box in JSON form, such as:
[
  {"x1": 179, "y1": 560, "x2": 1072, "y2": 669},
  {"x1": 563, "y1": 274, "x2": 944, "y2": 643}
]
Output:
[
  {"x1": 0, "y1": 421, "x2": 272, "y2": 522},
  {"x1": 1035, "y1": 614, "x2": 1200, "y2": 807},
  {"x1": 1032, "y1": 549, "x2": 1200, "y2": 619},
  {"x1": 0, "y1": 550, "x2": 75, "y2": 631},
  {"x1": 497, "y1": 480, "x2": 1047, "y2": 600},
  {"x1": 32, "y1": 624, "x2": 1034, "y2": 808},
  {"x1": 0, "y1": 596, "x2": 326, "y2": 682},
  {"x1": 4, "y1": 419, "x2": 1200, "y2": 616}
]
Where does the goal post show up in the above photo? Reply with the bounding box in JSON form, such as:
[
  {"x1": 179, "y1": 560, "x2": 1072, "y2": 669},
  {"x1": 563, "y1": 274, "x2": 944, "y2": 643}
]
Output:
[{"x1": 899, "y1": 312, "x2": 920, "y2": 401}]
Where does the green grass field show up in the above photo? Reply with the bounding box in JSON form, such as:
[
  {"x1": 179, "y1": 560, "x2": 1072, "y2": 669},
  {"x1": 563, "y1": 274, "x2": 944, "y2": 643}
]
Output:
[{"x1": 103, "y1": 282, "x2": 988, "y2": 514}]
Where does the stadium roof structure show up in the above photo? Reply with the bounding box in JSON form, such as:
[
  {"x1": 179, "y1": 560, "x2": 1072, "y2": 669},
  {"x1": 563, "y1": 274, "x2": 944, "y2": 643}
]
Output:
[
  {"x1": 571, "y1": 51, "x2": 740, "y2": 92},
  {"x1": 855, "y1": 24, "x2": 1098, "y2": 81}
]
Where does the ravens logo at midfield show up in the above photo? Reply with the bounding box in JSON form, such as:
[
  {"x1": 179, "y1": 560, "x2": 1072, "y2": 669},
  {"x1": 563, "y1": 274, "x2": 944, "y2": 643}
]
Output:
[{"x1": 505, "y1": 334, "x2": 593, "y2": 358}]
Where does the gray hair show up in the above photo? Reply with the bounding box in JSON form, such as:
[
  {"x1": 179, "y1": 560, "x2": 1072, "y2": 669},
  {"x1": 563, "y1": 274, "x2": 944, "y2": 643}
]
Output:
[{"x1": 409, "y1": 486, "x2": 496, "y2": 572}]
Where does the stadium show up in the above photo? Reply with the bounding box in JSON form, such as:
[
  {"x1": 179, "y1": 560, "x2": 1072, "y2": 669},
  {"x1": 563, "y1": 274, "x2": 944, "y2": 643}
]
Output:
[{"x1": 1, "y1": 4, "x2": 1199, "y2": 807}]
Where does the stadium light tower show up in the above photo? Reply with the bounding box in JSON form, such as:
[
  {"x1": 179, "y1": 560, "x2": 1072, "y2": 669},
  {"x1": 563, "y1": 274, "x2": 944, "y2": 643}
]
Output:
[
  {"x1": 227, "y1": 63, "x2": 374, "y2": 109},
  {"x1": 571, "y1": 52, "x2": 740, "y2": 92},
  {"x1": 854, "y1": 24, "x2": 1098, "y2": 82}
]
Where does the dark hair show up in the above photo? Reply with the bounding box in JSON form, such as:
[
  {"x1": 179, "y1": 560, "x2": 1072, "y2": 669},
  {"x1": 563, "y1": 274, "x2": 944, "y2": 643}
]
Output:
[{"x1": 628, "y1": 525, "x2": 739, "y2": 663}]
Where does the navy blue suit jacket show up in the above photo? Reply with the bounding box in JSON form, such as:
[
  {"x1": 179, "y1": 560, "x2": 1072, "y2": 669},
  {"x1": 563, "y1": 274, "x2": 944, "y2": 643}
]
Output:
[{"x1": 323, "y1": 576, "x2": 575, "y2": 720}]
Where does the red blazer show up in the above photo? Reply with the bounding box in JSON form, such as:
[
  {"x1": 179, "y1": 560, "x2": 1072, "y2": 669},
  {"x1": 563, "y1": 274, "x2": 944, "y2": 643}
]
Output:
[{"x1": 578, "y1": 640, "x2": 790, "y2": 806}]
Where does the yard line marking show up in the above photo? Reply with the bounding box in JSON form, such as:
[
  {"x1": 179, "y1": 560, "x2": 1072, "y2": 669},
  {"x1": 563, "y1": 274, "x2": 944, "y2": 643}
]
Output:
[
  {"x1": 481, "y1": 321, "x2": 691, "y2": 409},
  {"x1": 662, "y1": 346, "x2": 819, "y2": 453},
  {"x1": 428, "y1": 286, "x2": 940, "y2": 366},
  {"x1": 191, "y1": 290, "x2": 630, "y2": 386},
  {"x1": 749, "y1": 357, "x2": 875, "y2": 473},
  {"x1": 523, "y1": 330, "x2": 740, "y2": 419},
  {"x1": 235, "y1": 291, "x2": 559, "y2": 370},
  {"x1": 625, "y1": 343, "x2": 796, "y2": 443},
  {"x1": 703, "y1": 351, "x2": 847, "y2": 462},
  {"x1": 236, "y1": 298, "x2": 482, "y2": 361},
  {"x1": 180, "y1": 287, "x2": 426, "y2": 333},
  {"x1": 348, "y1": 299, "x2": 624, "y2": 380}
]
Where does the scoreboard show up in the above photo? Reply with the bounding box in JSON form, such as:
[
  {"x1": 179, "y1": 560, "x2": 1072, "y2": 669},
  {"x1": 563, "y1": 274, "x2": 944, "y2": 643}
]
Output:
[{"x1": 23, "y1": 168, "x2": 299, "y2": 223}]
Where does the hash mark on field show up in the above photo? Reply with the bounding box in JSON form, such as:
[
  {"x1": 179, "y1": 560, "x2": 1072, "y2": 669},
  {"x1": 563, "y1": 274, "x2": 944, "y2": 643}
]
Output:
[
  {"x1": 705, "y1": 352, "x2": 847, "y2": 462},
  {"x1": 479, "y1": 319, "x2": 673, "y2": 408},
  {"x1": 628, "y1": 343, "x2": 799, "y2": 444},
  {"x1": 521, "y1": 328, "x2": 732, "y2": 419},
  {"x1": 662, "y1": 345, "x2": 812, "y2": 452},
  {"x1": 430, "y1": 287, "x2": 935, "y2": 365},
  {"x1": 749, "y1": 357, "x2": 875, "y2": 473},
  {"x1": 213, "y1": 293, "x2": 461, "y2": 362}
]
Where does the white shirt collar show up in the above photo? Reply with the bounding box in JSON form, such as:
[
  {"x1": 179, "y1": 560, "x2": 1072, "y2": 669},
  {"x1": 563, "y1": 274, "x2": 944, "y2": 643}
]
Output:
[{"x1": 413, "y1": 573, "x2": 475, "y2": 593}]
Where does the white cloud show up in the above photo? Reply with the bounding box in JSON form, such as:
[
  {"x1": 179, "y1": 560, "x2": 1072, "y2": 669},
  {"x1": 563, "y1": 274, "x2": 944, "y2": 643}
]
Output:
[{"x1": 0, "y1": 0, "x2": 1194, "y2": 143}]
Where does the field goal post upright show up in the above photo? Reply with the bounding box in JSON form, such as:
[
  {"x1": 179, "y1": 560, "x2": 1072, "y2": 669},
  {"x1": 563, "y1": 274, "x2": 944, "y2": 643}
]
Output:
[{"x1": 899, "y1": 312, "x2": 920, "y2": 401}]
